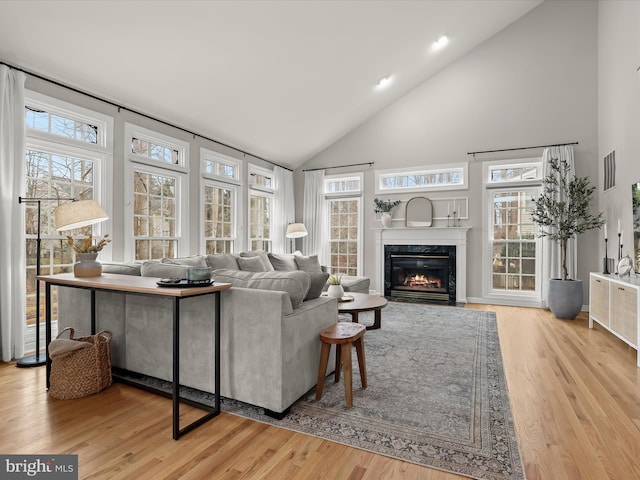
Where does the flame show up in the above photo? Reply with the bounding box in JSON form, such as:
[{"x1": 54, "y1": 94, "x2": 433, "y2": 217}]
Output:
[{"x1": 403, "y1": 274, "x2": 442, "y2": 288}]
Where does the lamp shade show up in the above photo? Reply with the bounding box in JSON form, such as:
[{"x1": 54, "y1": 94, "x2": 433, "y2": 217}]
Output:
[
  {"x1": 286, "y1": 223, "x2": 308, "y2": 238},
  {"x1": 54, "y1": 199, "x2": 108, "y2": 231}
]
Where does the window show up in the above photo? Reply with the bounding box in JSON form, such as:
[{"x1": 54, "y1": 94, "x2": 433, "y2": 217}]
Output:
[
  {"x1": 328, "y1": 198, "x2": 360, "y2": 276},
  {"x1": 23, "y1": 91, "x2": 113, "y2": 349},
  {"x1": 376, "y1": 163, "x2": 468, "y2": 194},
  {"x1": 203, "y1": 183, "x2": 236, "y2": 254},
  {"x1": 324, "y1": 173, "x2": 363, "y2": 276},
  {"x1": 248, "y1": 165, "x2": 274, "y2": 252},
  {"x1": 202, "y1": 149, "x2": 241, "y2": 184},
  {"x1": 132, "y1": 169, "x2": 178, "y2": 260},
  {"x1": 483, "y1": 159, "x2": 541, "y2": 304},
  {"x1": 125, "y1": 123, "x2": 188, "y2": 260}
]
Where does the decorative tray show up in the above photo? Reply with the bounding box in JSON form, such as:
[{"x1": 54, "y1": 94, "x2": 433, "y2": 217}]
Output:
[
  {"x1": 156, "y1": 278, "x2": 213, "y2": 288},
  {"x1": 338, "y1": 295, "x2": 355, "y2": 302}
]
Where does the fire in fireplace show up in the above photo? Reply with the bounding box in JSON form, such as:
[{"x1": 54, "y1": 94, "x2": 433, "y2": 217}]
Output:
[{"x1": 384, "y1": 245, "x2": 456, "y2": 305}]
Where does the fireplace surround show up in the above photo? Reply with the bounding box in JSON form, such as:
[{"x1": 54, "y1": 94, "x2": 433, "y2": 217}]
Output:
[
  {"x1": 374, "y1": 227, "x2": 469, "y2": 304},
  {"x1": 385, "y1": 245, "x2": 456, "y2": 304}
]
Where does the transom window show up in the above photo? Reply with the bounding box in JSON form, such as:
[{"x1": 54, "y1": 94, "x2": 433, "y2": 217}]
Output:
[
  {"x1": 488, "y1": 162, "x2": 541, "y2": 184},
  {"x1": 249, "y1": 165, "x2": 274, "y2": 191},
  {"x1": 202, "y1": 149, "x2": 241, "y2": 183},
  {"x1": 376, "y1": 163, "x2": 468, "y2": 194},
  {"x1": 325, "y1": 176, "x2": 361, "y2": 194},
  {"x1": 25, "y1": 106, "x2": 99, "y2": 145}
]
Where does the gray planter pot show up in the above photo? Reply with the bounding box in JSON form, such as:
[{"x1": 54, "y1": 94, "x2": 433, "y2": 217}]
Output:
[{"x1": 548, "y1": 279, "x2": 583, "y2": 320}]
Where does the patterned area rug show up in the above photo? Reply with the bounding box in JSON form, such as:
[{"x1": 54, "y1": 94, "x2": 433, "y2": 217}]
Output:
[
  {"x1": 119, "y1": 303, "x2": 523, "y2": 480},
  {"x1": 223, "y1": 303, "x2": 524, "y2": 480}
]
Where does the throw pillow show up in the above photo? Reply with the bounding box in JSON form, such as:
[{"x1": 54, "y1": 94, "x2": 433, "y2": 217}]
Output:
[
  {"x1": 237, "y1": 256, "x2": 267, "y2": 272},
  {"x1": 268, "y1": 253, "x2": 298, "y2": 271},
  {"x1": 294, "y1": 254, "x2": 323, "y2": 273},
  {"x1": 206, "y1": 253, "x2": 239, "y2": 270},
  {"x1": 161, "y1": 255, "x2": 208, "y2": 268},
  {"x1": 239, "y1": 250, "x2": 274, "y2": 271},
  {"x1": 141, "y1": 261, "x2": 189, "y2": 279},
  {"x1": 305, "y1": 272, "x2": 330, "y2": 300},
  {"x1": 211, "y1": 269, "x2": 311, "y2": 309}
]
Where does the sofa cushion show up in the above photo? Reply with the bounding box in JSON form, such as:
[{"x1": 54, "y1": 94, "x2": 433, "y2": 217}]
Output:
[
  {"x1": 206, "y1": 253, "x2": 239, "y2": 270},
  {"x1": 240, "y1": 250, "x2": 274, "y2": 271},
  {"x1": 162, "y1": 255, "x2": 208, "y2": 268},
  {"x1": 140, "y1": 261, "x2": 189, "y2": 279},
  {"x1": 268, "y1": 253, "x2": 298, "y2": 271},
  {"x1": 212, "y1": 269, "x2": 311, "y2": 309},
  {"x1": 101, "y1": 262, "x2": 142, "y2": 276},
  {"x1": 237, "y1": 256, "x2": 267, "y2": 272},
  {"x1": 294, "y1": 254, "x2": 323, "y2": 273}
]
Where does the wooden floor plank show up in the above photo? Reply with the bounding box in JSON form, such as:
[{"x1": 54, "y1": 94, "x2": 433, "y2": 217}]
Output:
[{"x1": 2, "y1": 304, "x2": 640, "y2": 479}]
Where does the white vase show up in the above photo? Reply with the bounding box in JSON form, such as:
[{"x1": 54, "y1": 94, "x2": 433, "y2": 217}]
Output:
[
  {"x1": 381, "y1": 212, "x2": 392, "y2": 228},
  {"x1": 327, "y1": 284, "x2": 345, "y2": 298}
]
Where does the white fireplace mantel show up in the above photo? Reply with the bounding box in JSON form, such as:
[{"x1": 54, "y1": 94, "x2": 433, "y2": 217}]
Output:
[{"x1": 373, "y1": 227, "x2": 470, "y2": 303}]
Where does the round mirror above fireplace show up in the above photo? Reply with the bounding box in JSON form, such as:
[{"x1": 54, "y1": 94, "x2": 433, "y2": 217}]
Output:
[{"x1": 406, "y1": 197, "x2": 432, "y2": 227}]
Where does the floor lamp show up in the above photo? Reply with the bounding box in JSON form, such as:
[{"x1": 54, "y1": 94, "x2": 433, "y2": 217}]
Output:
[
  {"x1": 16, "y1": 197, "x2": 108, "y2": 368},
  {"x1": 286, "y1": 223, "x2": 308, "y2": 253}
]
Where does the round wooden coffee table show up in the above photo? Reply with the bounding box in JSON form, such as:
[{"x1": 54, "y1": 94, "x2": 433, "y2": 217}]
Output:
[{"x1": 337, "y1": 292, "x2": 388, "y2": 330}]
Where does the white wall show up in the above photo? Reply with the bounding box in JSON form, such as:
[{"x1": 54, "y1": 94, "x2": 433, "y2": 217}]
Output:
[
  {"x1": 296, "y1": 0, "x2": 599, "y2": 303},
  {"x1": 598, "y1": 1, "x2": 640, "y2": 267}
]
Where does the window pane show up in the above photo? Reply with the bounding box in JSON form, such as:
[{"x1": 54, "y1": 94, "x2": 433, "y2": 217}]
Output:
[
  {"x1": 25, "y1": 106, "x2": 98, "y2": 144},
  {"x1": 204, "y1": 184, "x2": 235, "y2": 254}
]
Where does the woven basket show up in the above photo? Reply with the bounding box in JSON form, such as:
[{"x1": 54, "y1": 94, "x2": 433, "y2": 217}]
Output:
[{"x1": 49, "y1": 327, "x2": 113, "y2": 400}]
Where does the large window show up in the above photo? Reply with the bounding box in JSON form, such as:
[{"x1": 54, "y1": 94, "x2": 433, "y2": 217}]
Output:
[
  {"x1": 125, "y1": 123, "x2": 188, "y2": 260},
  {"x1": 203, "y1": 183, "x2": 236, "y2": 254},
  {"x1": 248, "y1": 165, "x2": 274, "y2": 252},
  {"x1": 325, "y1": 173, "x2": 362, "y2": 276},
  {"x1": 484, "y1": 159, "x2": 541, "y2": 304},
  {"x1": 23, "y1": 91, "x2": 112, "y2": 346}
]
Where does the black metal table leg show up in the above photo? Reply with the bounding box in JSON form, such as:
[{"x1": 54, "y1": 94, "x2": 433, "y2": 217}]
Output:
[{"x1": 45, "y1": 282, "x2": 52, "y2": 389}]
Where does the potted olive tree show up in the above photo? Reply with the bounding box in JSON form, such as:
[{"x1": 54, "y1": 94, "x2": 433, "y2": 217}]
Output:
[{"x1": 530, "y1": 158, "x2": 604, "y2": 319}]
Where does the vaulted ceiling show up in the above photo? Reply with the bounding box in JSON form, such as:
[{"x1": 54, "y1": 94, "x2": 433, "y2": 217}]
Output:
[{"x1": 0, "y1": 0, "x2": 542, "y2": 168}]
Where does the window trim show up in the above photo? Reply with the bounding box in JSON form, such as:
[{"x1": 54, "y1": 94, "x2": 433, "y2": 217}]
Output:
[
  {"x1": 375, "y1": 162, "x2": 468, "y2": 194},
  {"x1": 248, "y1": 163, "x2": 275, "y2": 194},
  {"x1": 324, "y1": 174, "x2": 363, "y2": 198},
  {"x1": 485, "y1": 157, "x2": 542, "y2": 189}
]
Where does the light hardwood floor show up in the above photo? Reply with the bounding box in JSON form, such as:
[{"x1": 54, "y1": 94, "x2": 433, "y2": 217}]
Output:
[{"x1": 2, "y1": 305, "x2": 640, "y2": 479}]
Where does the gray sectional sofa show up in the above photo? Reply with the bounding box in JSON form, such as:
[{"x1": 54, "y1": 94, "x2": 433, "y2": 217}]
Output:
[{"x1": 57, "y1": 251, "x2": 352, "y2": 416}]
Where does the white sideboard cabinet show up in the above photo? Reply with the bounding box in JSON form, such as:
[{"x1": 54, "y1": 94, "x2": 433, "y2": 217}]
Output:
[{"x1": 589, "y1": 272, "x2": 640, "y2": 367}]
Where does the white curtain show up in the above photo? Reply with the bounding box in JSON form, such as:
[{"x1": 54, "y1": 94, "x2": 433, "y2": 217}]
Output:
[
  {"x1": 303, "y1": 170, "x2": 326, "y2": 261},
  {"x1": 540, "y1": 145, "x2": 577, "y2": 307},
  {"x1": 0, "y1": 66, "x2": 26, "y2": 362},
  {"x1": 272, "y1": 166, "x2": 295, "y2": 253}
]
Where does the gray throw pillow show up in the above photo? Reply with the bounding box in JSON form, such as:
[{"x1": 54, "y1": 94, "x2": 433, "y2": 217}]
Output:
[
  {"x1": 240, "y1": 250, "x2": 274, "y2": 271},
  {"x1": 268, "y1": 253, "x2": 298, "y2": 271},
  {"x1": 161, "y1": 255, "x2": 208, "y2": 267},
  {"x1": 101, "y1": 262, "x2": 142, "y2": 276},
  {"x1": 306, "y1": 272, "x2": 330, "y2": 300},
  {"x1": 212, "y1": 269, "x2": 311, "y2": 309},
  {"x1": 141, "y1": 261, "x2": 189, "y2": 279},
  {"x1": 206, "y1": 253, "x2": 239, "y2": 270},
  {"x1": 294, "y1": 254, "x2": 323, "y2": 273},
  {"x1": 237, "y1": 256, "x2": 267, "y2": 272}
]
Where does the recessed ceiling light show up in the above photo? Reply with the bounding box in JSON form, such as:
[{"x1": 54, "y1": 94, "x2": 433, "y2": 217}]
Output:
[
  {"x1": 375, "y1": 76, "x2": 393, "y2": 90},
  {"x1": 432, "y1": 35, "x2": 449, "y2": 51}
]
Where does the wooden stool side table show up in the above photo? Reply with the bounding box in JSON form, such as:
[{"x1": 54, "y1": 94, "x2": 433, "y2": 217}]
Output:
[{"x1": 316, "y1": 322, "x2": 367, "y2": 408}]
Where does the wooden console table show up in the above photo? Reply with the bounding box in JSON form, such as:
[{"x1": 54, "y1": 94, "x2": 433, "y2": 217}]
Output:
[{"x1": 38, "y1": 272, "x2": 231, "y2": 439}]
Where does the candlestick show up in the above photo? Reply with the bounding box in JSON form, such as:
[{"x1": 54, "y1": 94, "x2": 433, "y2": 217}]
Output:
[
  {"x1": 603, "y1": 238, "x2": 610, "y2": 274},
  {"x1": 618, "y1": 232, "x2": 622, "y2": 261}
]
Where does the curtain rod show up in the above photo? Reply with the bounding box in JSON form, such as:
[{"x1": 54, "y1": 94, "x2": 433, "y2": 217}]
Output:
[
  {"x1": 1, "y1": 60, "x2": 292, "y2": 172},
  {"x1": 303, "y1": 161, "x2": 374, "y2": 172},
  {"x1": 467, "y1": 141, "x2": 579, "y2": 156}
]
